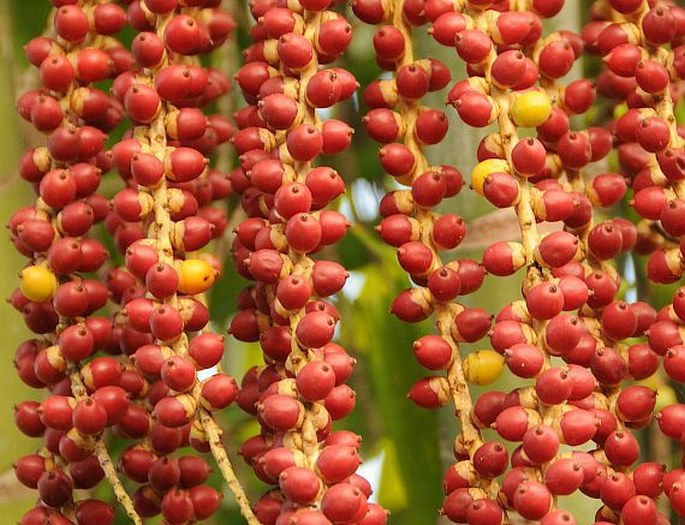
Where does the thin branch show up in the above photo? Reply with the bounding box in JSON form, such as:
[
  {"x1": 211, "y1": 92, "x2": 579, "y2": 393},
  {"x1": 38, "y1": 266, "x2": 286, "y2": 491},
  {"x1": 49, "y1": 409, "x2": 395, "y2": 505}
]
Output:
[
  {"x1": 69, "y1": 370, "x2": 142, "y2": 525},
  {"x1": 198, "y1": 408, "x2": 260, "y2": 525},
  {"x1": 93, "y1": 440, "x2": 142, "y2": 525}
]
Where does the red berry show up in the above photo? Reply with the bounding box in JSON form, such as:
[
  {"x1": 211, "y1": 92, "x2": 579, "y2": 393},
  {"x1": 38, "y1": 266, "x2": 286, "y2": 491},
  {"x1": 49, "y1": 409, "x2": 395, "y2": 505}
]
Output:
[
  {"x1": 316, "y1": 444, "x2": 361, "y2": 484},
  {"x1": 505, "y1": 343, "x2": 545, "y2": 378},
  {"x1": 600, "y1": 472, "x2": 636, "y2": 510},
  {"x1": 296, "y1": 361, "x2": 337, "y2": 401},
  {"x1": 522, "y1": 425, "x2": 559, "y2": 464},
  {"x1": 525, "y1": 282, "x2": 564, "y2": 320},
  {"x1": 161, "y1": 489, "x2": 194, "y2": 524},
  {"x1": 37, "y1": 469, "x2": 73, "y2": 508},
  {"x1": 279, "y1": 466, "x2": 321, "y2": 505},
  {"x1": 513, "y1": 480, "x2": 551, "y2": 520},
  {"x1": 472, "y1": 441, "x2": 508, "y2": 478},
  {"x1": 604, "y1": 430, "x2": 640, "y2": 467},
  {"x1": 72, "y1": 398, "x2": 108, "y2": 435},
  {"x1": 54, "y1": 5, "x2": 88, "y2": 42},
  {"x1": 545, "y1": 458, "x2": 584, "y2": 495},
  {"x1": 321, "y1": 483, "x2": 365, "y2": 523}
]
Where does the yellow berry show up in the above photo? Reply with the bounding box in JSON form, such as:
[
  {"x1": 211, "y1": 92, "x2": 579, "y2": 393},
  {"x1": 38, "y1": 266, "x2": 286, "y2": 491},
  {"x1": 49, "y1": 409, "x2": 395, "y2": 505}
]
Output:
[
  {"x1": 19, "y1": 264, "x2": 58, "y2": 302},
  {"x1": 463, "y1": 349, "x2": 504, "y2": 386},
  {"x1": 178, "y1": 259, "x2": 216, "y2": 295},
  {"x1": 510, "y1": 91, "x2": 552, "y2": 128},
  {"x1": 471, "y1": 159, "x2": 510, "y2": 196}
]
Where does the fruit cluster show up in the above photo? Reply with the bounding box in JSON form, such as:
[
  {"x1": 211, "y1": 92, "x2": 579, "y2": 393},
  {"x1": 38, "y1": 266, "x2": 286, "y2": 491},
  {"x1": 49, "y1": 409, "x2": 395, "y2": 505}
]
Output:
[
  {"x1": 12, "y1": 1, "x2": 138, "y2": 524},
  {"x1": 11, "y1": 0, "x2": 685, "y2": 523},
  {"x1": 104, "y1": 1, "x2": 243, "y2": 523},
  {"x1": 358, "y1": 0, "x2": 685, "y2": 523},
  {"x1": 585, "y1": 0, "x2": 685, "y2": 519},
  {"x1": 228, "y1": 1, "x2": 389, "y2": 523},
  {"x1": 356, "y1": 0, "x2": 505, "y2": 520},
  {"x1": 11, "y1": 0, "x2": 251, "y2": 524}
]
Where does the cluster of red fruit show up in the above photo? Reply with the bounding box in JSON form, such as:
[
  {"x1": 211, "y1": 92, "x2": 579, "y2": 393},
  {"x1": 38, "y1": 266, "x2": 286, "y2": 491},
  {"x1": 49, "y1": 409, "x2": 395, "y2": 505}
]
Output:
[
  {"x1": 12, "y1": 0, "x2": 685, "y2": 523},
  {"x1": 13, "y1": 0, "x2": 388, "y2": 523},
  {"x1": 228, "y1": 0, "x2": 389, "y2": 522},
  {"x1": 588, "y1": 0, "x2": 685, "y2": 521},
  {"x1": 11, "y1": 0, "x2": 242, "y2": 524},
  {"x1": 358, "y1": 0, "x2": 685, "y2": 523},
  {"x1": 107, "y1": 0, "x2": 239, "y2": 523},
  {"x1": 13, "y1": 2, "x2": 134, "y2": 524}
]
